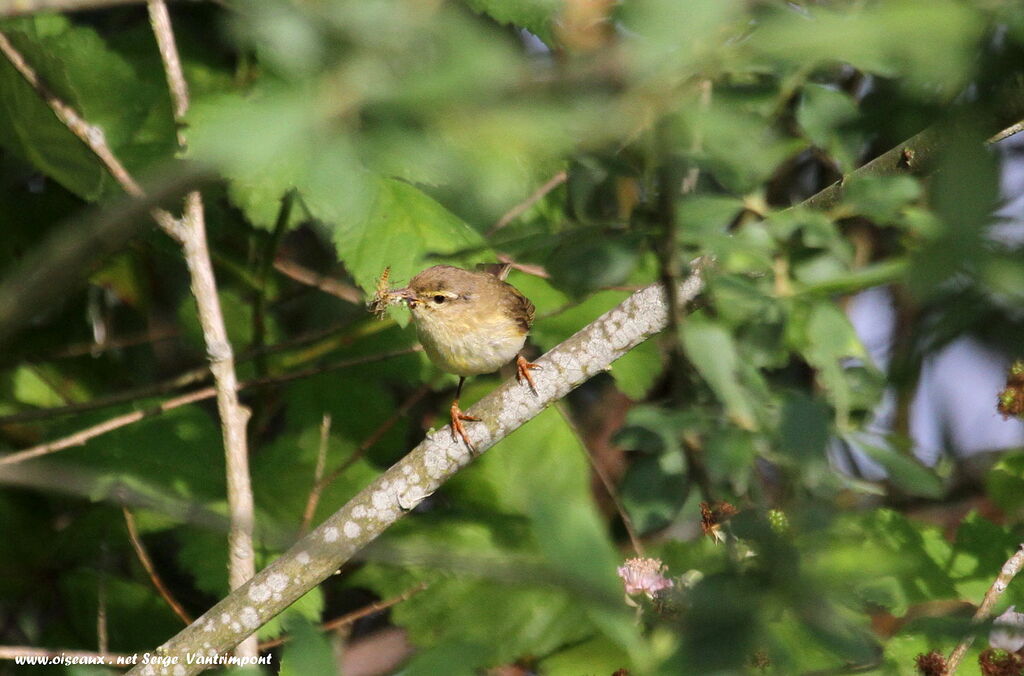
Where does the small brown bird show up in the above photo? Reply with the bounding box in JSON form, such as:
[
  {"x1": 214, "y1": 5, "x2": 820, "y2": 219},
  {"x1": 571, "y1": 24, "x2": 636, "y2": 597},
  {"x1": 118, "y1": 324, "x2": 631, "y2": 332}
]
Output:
[{"x1": 378, "y1": 264, "x2": 540, "y2": 451}]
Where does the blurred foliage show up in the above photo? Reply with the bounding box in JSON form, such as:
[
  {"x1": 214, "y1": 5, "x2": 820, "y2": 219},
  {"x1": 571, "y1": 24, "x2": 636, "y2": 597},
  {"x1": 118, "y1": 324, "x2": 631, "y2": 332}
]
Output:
[{"x1": 1, "y1": 0, "x2": 1024, "y2": 674}]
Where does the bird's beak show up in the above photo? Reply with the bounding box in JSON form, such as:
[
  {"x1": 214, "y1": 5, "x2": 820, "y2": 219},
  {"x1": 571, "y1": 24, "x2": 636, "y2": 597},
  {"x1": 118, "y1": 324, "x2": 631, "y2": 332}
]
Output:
[{"x1": 390, "y1": 287, "x2": 418, "y2": 306}]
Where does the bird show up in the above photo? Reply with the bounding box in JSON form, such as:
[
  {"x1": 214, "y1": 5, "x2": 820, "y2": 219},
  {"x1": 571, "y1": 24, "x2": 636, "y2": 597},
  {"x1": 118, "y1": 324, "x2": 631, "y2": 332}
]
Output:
[{"x1": 374, "y1": 264, "x2": 540, "y2": 452}]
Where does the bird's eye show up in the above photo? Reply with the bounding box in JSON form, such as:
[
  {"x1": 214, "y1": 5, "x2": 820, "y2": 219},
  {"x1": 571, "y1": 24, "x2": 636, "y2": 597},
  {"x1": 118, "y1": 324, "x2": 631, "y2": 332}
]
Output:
[{"x1": 433, "y1": 295, "x2": 446, "y2": 304}]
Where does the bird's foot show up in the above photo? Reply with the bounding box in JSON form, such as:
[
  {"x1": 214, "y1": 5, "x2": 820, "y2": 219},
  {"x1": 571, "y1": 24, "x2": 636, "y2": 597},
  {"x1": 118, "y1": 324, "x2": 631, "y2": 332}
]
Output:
[
  {"x1": 450, "y1": 400, "x2": 481, "y2": 453},
  {"x1": 516, "y1": 354, "x2": 541, "y2": 393}
]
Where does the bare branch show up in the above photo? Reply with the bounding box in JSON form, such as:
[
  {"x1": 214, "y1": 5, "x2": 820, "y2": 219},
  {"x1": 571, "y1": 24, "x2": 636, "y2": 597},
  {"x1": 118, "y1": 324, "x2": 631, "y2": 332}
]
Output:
[
  {"x1": 487, "y1": 170, "x2": 567, "y2": 236},
  {"x1": 300, "y1": 384, "x2": 431, "y2": 533},
  {"x1": 123, "y1": 507, "x2": 194, "y2": 625},
  {"x1": 123, "y1": 264, "x2": 707, "y2": 675},
  {"x1": 0, "y1": 0, "x2": 166, "y2": 17},
  {"x1": 0, "y1": 346, "x2": 420, "y2": 463},
  {"x1": 944, "y1": 544, "x2": 1024, "y2": 675},
  {"x1": 256, "y1": 582, "x2": 428, "y2": 651},
  {"x1": 989, "y1": 118, "x2": 1024, "y2": 145},
  {"x1": 273, "y1": 258, "x2": 364, "y2": 304},
  {"x1": 146, "y1": 4, "x2": 257, "y2": 656}
]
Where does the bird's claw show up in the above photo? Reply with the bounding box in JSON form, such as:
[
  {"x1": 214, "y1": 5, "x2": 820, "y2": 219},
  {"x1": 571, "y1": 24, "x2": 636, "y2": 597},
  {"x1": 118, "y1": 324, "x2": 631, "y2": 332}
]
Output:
[
  {"x1": 450, "y1": 400, "x2": 481, "y2": 453},
  {"x1": 516, "y1": 354, "x2": 541, "y2": 393}
]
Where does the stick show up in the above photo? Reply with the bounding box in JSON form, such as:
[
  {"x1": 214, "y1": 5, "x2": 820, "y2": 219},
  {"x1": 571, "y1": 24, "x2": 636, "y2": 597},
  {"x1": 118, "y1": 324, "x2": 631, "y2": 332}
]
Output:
[
  {"x1": 944, "y1": 544, "x2": 1024, "y2": 675},
  {"x1": 123, "y1": 264, "x2": 707, "y2": 675}
]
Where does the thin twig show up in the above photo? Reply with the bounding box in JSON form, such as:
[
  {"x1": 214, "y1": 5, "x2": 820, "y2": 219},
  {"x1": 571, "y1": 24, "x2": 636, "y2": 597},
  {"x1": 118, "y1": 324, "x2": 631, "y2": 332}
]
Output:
[
  {"x1": 0, "y1": 31, "x2": 143, "y2": 197},
  {"x1": 989, "y1": 118, "x2": 1024, "y2": 145},
  {"x1": 486, "y1": 170, "x2": 567, "y2": 236},
  {"x1": 0, "y1": 320, "x2": 360, "y2": 425},
  {"x1": 300, "y1": 384, "x2": 431, "y2": 533},
  {"x1": 146, "y1": 5, "x2": 257, "y2": 657},
  {"x1": 944, "y1": 543, "x2": 1024, "y2": 675},
  {"x1": 28, "y1": 327, "x2": 180, "y2": 362},
  {"x1": 554, "y1": 403, "x2": 644, "y2": 557},
  {"x1": 304, "y1": 414, "x2": 332, "y2": 533},
  {"x1": 257, "y1": 583, "x2": 428, "y2": 651},
  {"x1": 1, "y1": 0, "x2": 157, "y2": 17},
  {"x1": 0, "y1": 347, "x2": 420, "y2": 467},
  {"x1": 273, "y1": 258, "x2": 364, "y2": 304},
  {"x1": 123, "y1": 507, "x2": 193, "y2": 625},
  {"x1": 97, "y1": 556, "x2": 109, "y2": 655}
]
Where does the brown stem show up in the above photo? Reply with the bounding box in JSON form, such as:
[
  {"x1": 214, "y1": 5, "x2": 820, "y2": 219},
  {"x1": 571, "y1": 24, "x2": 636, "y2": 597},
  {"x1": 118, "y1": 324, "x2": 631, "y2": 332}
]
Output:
[
  {"x1": 486, "y1": 170, "x2": 567, "y2": 236},
  {"x1": 123, "y1": 507, "x2": 193, "y2": 625},
  {"x1": 273, "y1": 259, "x2": 364, "y2": 304},
  {"x1": 0, "y1": 346, "x2": 420, "y2": 465},
  {"x1": 300, "y1": 384, "x2": 431, "y2": 533},
  {"x1": 555, "y1": 403, "x2": 644, "y2": 556},
  {"x1": 1, "y1": 0, "x2": 156, "y2": 17},
  {"x1": 257, "y1": 583, "x2": 428, "y2": 651}
]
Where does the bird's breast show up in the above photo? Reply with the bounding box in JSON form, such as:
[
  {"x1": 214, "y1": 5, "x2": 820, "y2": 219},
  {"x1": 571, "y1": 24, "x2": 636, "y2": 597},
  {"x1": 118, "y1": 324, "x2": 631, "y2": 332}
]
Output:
[{"x1": 414, "y1": 313, "x2": 527, "y2": 377}]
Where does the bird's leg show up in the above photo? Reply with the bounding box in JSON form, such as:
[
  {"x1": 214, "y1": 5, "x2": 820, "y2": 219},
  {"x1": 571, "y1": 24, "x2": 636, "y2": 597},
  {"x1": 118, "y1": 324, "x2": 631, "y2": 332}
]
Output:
[
  {"x1": 515, "y1": 354, "x2": 541, "y2": 393},
  {"x1": 450, "y1": 376, "x2": 481, "y2": 453}
]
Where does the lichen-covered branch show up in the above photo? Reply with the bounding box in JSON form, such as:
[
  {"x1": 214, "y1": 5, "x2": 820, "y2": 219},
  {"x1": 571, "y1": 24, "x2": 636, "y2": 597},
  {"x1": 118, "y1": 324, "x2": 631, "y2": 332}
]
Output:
[
  {"x1": 124, "y1": 264, "x2": 707, "y2": 675},
  {"x1": 944, "y1": 544, "x2": 1024, "y2": 675}
]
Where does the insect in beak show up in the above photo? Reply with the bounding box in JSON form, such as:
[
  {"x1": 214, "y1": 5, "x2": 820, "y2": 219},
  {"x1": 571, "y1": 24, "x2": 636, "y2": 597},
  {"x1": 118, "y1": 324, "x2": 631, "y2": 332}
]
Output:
[{"x1": 391, "y1": 287, "x2": 418, "y2": 306}]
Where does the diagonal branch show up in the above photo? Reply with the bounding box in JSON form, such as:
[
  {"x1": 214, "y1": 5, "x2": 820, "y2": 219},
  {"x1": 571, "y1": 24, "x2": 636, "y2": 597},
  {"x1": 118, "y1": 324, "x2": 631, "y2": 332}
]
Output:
[
  {"x1": 123, "y1": 263, "x2": 707, "y2": 675},
  {"x1": 944, "y1": 544, "x2": 1024, "y2": 676}
]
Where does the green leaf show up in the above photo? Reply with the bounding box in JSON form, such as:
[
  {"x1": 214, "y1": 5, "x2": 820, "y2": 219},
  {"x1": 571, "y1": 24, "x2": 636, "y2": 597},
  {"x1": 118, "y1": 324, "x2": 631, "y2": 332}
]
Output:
[
  {"x1": 348, "y1": 519, "x2": 596, "y2": 671},
  {"x1": 844, "y1": 175, "x2": 922, "y2": 224},
  {"x1": 279, "y1": 616, "x2": 337, "y2": 676},
  {"x1": 546, "y1": 231, "x2": 640, "y2": 297},
  {"x1": 779, "y1": 392, "x2": 830, "y2": 461},
  {"x1": 681, "y1": 316, "x2": 758, "y2": 429},
  {"x1": 987, "y1": 453, "x2": 1024, "y2": 515},
  {"x1": 0, "y1": 15, "x2": 173, "y2": 199},
  {"x1": 851, "y1": 435, "x2": 944, "y2": 499},
  {"x1": 793, "y1": 301, "x2": 869, "y2": 425},
  {"x1": 462, "y1": 0, "x2": 562, "y2": 44},
  {"x1": 751, "y1": 0, "x2": 985, "y2": 95},
  {"x1": 325, "y1": 176, "x2": 489, "y2": 299},
  {"x1": 610, "y1": 337, "x2": 663, "y2": 399},
  {"x1": 796, "y1": 85, "x2": 864, "y2": 173},
  {"x1": 258, "y1": 588, "x2": 324, "y2": 641}
]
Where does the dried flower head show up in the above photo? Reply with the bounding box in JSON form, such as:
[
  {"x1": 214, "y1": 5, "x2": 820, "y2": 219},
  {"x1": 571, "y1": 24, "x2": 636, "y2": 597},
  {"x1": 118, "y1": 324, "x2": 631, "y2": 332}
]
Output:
[
  {"x1": 915, "y1": 651, "x2": 947, "y2": 676},
  {"x1": 617, "y1": 557, "x2": 673, "y2": 599},
  {"x1": 979, "y1": 648, "x2": 1024, "y2": 676}
]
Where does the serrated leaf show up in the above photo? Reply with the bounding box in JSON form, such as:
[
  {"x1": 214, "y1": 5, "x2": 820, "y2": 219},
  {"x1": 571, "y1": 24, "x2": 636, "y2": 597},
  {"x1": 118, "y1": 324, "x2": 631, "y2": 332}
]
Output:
[
  {"x1": 462, "y1": 0, "x2": 561, "y2": 44},
  {"x1": 0, "y1": 15, "x2": 172, "y2": 199},
  {"x1": 325, "y1": 176, "x2": 489, "y2": 299}
]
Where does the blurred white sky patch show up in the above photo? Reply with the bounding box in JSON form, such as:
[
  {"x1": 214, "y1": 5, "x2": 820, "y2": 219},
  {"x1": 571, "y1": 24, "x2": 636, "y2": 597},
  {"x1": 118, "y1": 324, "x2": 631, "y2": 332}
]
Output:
[{"x1": 833, "y1": 133, "x2": 1024, "y2": 479}]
